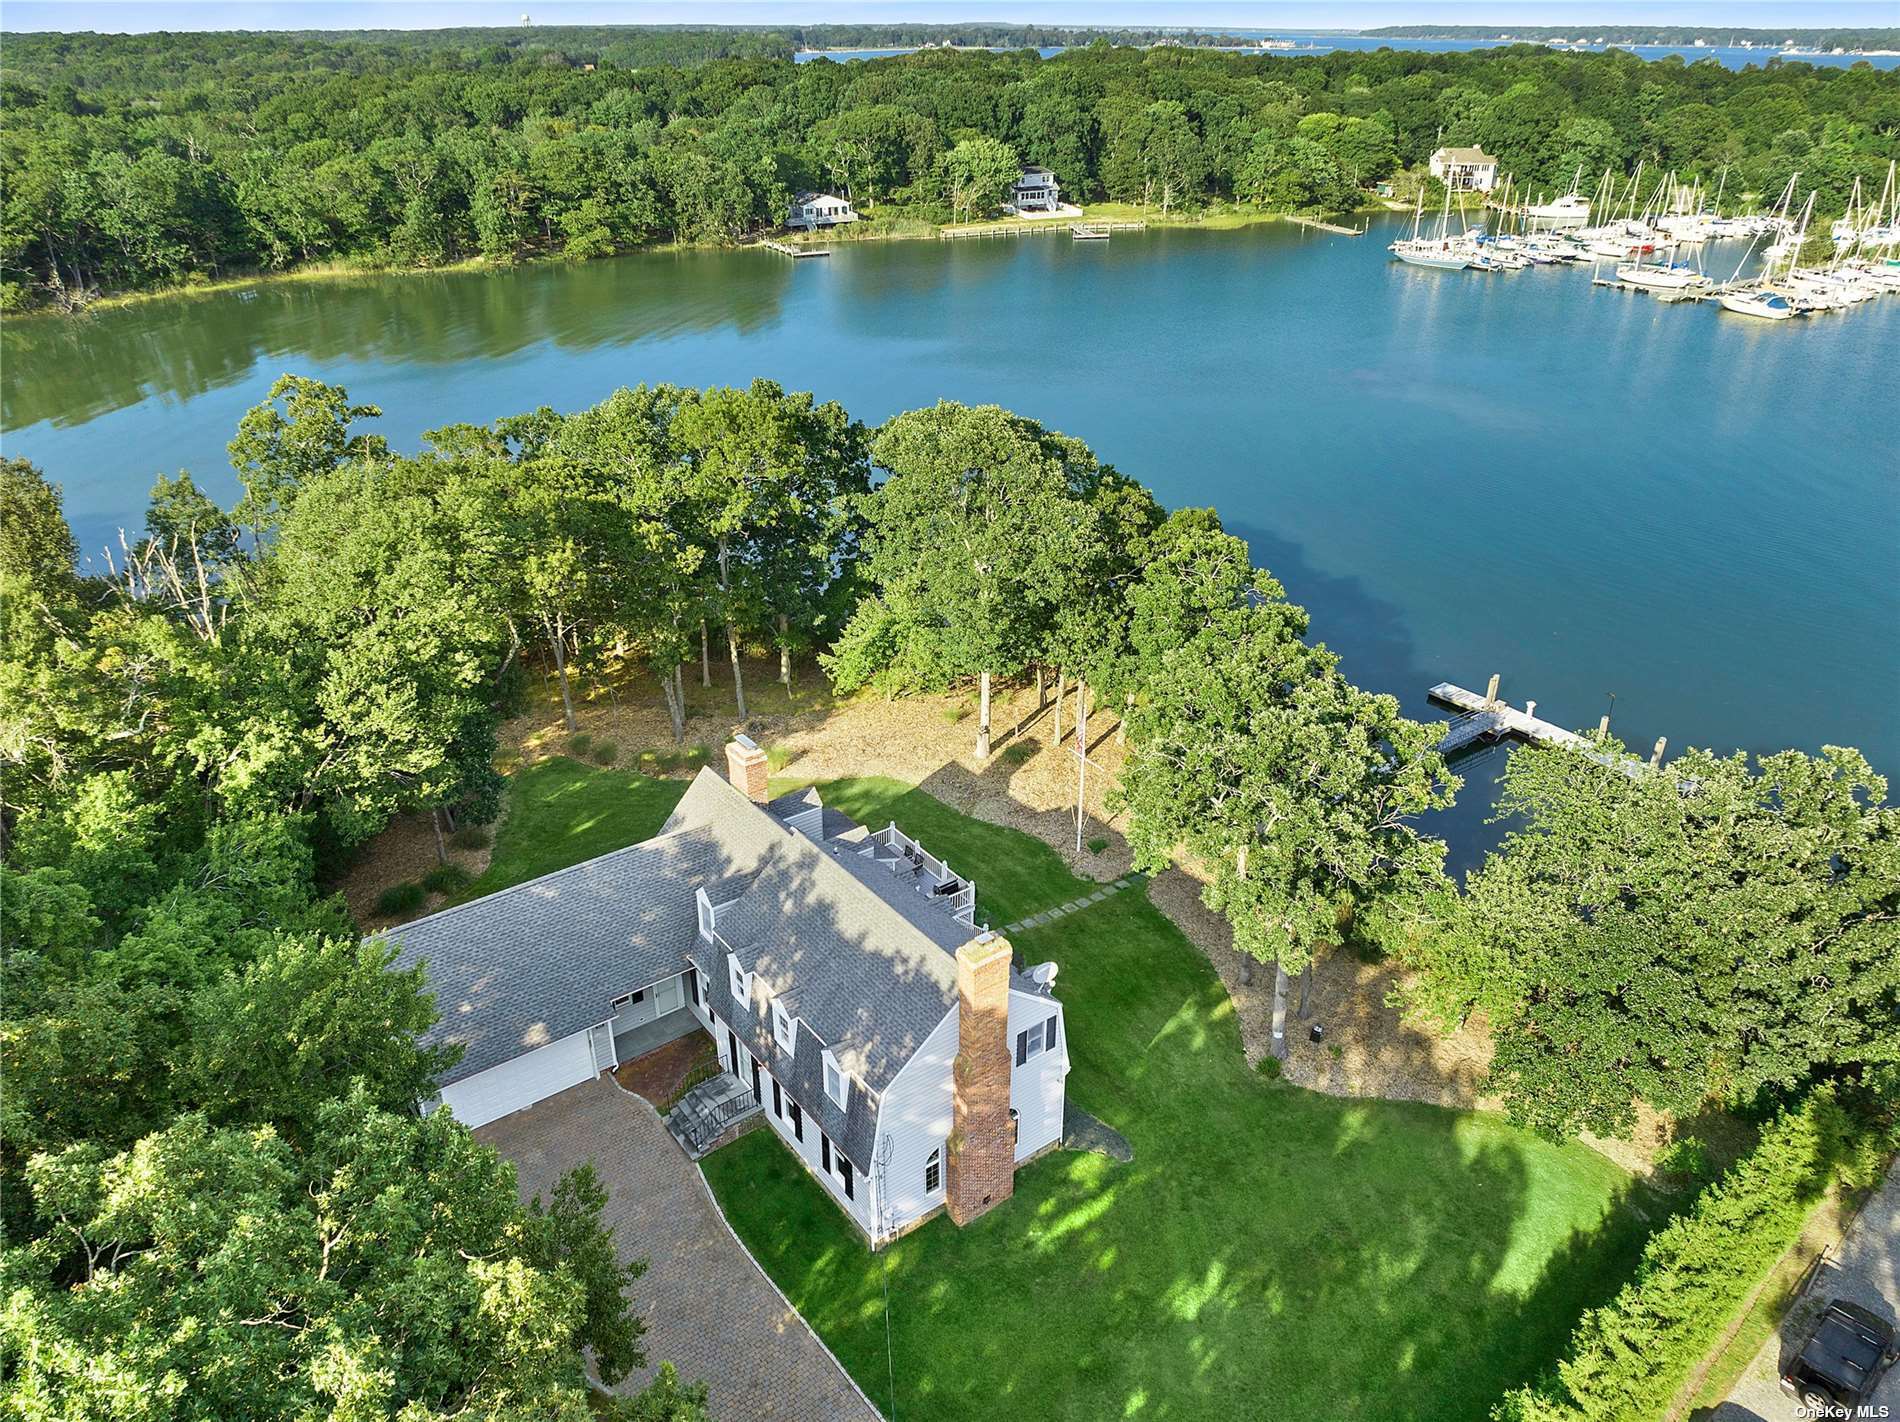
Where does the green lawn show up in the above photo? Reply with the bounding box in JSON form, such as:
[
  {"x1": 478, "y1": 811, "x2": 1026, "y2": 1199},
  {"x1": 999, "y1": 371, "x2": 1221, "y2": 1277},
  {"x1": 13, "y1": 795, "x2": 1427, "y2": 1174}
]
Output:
[
  {"x1": 460, "y1": 756, "x2": 687, "y2": 899},
  {"x1": 700, "y1": 788, "x2": 1659, "y2": 1422},
  {"x1": 465, "y1": 759, "x2": 1655, "y2": 1420}
]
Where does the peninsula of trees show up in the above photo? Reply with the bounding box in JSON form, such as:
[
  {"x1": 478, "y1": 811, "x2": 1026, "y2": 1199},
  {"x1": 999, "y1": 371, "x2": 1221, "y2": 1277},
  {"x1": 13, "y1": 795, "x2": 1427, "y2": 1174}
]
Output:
[
  {"x1": 4, "y1": 33, "x2": 1896, "y2": 308},
  {"x1": 3, "y1": 375, "x2": 1895, "y2": 1414}
]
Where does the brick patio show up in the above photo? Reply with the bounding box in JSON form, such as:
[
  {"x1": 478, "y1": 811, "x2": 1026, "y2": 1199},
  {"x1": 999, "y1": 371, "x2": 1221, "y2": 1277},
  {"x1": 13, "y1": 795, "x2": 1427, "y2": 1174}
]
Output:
[{"x1": 477, "y1": 1077, "x2": 882, "y2": 1422}]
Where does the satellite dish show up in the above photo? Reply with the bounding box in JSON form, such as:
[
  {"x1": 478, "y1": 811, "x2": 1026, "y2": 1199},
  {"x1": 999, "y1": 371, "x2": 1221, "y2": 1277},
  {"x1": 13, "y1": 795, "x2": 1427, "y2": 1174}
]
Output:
[{"x1": 1029, "y1": 962, "x2": 1059, "y2": 990}]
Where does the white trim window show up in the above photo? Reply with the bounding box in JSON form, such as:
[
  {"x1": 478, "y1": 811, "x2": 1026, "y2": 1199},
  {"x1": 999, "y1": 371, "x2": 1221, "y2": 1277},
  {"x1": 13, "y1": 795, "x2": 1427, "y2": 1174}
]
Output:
[
  {"x1": 696, "y1": 888, "x2": 715, "y2": 940},
  {"x1": 772, "y1": 999, "x2": 796, "y2": 1055},
  {"x1": 924, "y1": 1146, "x2": 941, "y2": 1195},
  {"x1": 727, "y1": 954, "x2": 748, "y2": 1006},
  {"x1": 822, "y1": 1049, "x2": 848, "y2": 1109},
  {"x1": 1015, "y1": 1016, "x2": 1058, "y2": 1067}
]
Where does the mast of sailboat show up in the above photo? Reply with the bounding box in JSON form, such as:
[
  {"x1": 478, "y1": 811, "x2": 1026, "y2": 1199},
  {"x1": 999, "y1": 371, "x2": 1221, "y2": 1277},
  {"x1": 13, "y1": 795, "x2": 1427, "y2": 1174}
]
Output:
[{"x1": 1786, "y1": 190, "x2": 1817, "y2": 280}]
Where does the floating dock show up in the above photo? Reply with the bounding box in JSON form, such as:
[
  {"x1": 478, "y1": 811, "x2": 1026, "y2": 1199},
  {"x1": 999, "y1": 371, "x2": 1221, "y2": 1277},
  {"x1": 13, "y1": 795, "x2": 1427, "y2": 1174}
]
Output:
[
  {"x1": 1429, "y1": 676, "x2": 1668, "y2": 777},
  {"x1": 762, "y1": 239, "x2": 830, "y2": 258}
]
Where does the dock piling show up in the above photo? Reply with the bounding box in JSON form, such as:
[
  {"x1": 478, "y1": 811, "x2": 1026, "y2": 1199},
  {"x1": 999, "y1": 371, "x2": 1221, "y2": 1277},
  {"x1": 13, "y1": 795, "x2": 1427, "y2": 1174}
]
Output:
[
  {"x1": 1650, "y1": 737, "x2": 1668, "y2": 768},
  {"x1": 1484, "y1": 673, "x2": 1501, "y2": 706}
]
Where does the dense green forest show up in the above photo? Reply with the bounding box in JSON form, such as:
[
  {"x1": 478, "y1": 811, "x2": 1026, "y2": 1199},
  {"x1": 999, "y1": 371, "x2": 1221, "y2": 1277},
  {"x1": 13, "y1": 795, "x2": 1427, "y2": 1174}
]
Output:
[
  {"x1": 3, "y1": 368, "x2": 1895, "y2": 1415},
  {"x1": 3, "y1": 34, "x2": 1896, "y2": 308}
]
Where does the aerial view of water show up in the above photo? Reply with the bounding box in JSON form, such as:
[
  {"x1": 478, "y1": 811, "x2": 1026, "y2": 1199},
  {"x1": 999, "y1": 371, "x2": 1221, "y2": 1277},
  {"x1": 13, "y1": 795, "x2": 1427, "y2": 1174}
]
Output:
[
  {"x1": 795, "y1": 32, "x2": 1900, "y2": 70},
  {"x1": 6, "y1": 217, "x2": 1894, "y2": 867}
]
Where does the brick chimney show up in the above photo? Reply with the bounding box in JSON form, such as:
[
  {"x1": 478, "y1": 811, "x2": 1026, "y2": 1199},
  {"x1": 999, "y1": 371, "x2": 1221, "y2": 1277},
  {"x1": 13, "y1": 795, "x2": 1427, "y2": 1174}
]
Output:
[
  {"x1": 946, "y1": 932, "x2": 1016, "y2": 1227},
  {"x1": 725, "y1": 735, "x2": 770, "y2": 804}
]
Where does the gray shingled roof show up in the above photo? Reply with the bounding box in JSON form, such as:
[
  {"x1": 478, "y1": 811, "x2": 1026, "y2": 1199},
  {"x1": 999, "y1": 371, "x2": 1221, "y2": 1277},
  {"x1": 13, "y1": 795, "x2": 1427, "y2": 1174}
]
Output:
[
  {"x1": 387, "y1": 766, "x2": 981, "y2": 1154},
  {"x1": 387, "y1": 770, "x2": 783, "y2": 1083}
]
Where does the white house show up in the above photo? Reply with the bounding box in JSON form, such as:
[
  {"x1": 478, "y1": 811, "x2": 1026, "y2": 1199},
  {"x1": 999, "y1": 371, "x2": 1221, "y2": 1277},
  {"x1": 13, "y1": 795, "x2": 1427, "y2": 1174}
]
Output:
[
  {"x1": 786, "y1": 192, "x2": 859, "y2": 230},
  {"x1": 389, "y1": 736, "x2": 1070, "y2": 1246},
  {"x1": 1010, "y1": 166, "x2": 1062, "y2": 213},
  {"x1": 1428, "y1": 146, "x2": 1501, "y2": 193}
]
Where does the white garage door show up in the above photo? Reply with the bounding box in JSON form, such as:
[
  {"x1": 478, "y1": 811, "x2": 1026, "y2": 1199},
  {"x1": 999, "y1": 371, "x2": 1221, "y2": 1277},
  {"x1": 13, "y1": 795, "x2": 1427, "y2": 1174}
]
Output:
[{"x1": 439, "y1": 1031, "x2": 597, "y2": 1129}]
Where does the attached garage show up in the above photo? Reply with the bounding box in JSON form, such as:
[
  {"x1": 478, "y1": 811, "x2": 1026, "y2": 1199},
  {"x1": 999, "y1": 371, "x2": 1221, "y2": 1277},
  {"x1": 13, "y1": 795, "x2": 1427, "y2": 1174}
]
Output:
[{"x1": 438, "y1": 1030, "x2": 599, "y2": 1129}]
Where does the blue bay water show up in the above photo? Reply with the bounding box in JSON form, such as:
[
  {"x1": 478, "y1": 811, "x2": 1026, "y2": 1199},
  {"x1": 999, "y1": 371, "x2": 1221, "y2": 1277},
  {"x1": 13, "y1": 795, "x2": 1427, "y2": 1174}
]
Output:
[
  {"x1": 794, "y1": 33, "x2": 1900, "y2": 70},
  {"x1": 4, "y1": 216, "x2": 1894, "y2": 866}
]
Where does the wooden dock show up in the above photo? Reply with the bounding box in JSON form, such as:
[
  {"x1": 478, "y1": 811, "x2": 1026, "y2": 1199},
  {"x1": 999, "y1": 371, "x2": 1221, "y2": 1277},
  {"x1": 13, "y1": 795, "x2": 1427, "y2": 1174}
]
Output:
[
  {"x1": 1286, "y1": 215, "x2": 1367, "y2": 236},
  {"x1": 762, "y1": 239, "x2": 830, "y2": 258},
  {"x1": 1591, "y1": 275, "x2": 1710, "y2": 302},
  {"x1": 1071, "y1": 224, "x2": 1111, "y2": 241},
  {"x1": 940, "y1": 219, "x2": 1144, "y2": 241},
  {"x1": 1429, "y1": 676, "x2": 1668, "y2": 778}
]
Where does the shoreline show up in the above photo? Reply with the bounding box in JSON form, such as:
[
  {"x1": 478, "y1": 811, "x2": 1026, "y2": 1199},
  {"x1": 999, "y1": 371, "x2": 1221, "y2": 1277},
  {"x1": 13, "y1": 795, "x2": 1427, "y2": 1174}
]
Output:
[{"x1": 13, "y1": 203, "x2": 1392, "y2": 322}]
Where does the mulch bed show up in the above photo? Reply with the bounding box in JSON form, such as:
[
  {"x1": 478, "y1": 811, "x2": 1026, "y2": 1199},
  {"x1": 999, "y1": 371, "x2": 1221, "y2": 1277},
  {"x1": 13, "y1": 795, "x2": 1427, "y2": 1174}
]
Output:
[{"x1": 613, "y1": 1035, "x2": 717, "y2": 1111}]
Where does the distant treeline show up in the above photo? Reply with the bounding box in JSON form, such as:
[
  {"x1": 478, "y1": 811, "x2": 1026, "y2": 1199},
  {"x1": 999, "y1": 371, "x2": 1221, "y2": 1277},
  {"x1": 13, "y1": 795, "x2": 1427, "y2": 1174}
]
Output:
[
  {"x1": 1364, "y1": 25, "x2": 1900, "y2": 52},
  {"x1": 0, "y1": 23, "x2": 1255, "y2": 89},
  {"x1": 3, "y1": 37, "x2": 1896, "y2": 309}
]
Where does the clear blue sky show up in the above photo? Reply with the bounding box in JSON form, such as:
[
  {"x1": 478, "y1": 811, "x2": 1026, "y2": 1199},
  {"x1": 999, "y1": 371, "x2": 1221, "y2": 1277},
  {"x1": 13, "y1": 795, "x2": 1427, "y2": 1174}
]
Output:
[{"x1": 3, "y1": 2, "x2": 1893, "y2": 34}]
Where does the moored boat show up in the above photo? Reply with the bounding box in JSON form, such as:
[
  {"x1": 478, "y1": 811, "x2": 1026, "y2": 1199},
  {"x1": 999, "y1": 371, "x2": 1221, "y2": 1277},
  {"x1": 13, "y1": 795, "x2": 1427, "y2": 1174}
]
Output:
[{"x1": 1716, "y1": 289, "x2": 1795, "y2": 319}]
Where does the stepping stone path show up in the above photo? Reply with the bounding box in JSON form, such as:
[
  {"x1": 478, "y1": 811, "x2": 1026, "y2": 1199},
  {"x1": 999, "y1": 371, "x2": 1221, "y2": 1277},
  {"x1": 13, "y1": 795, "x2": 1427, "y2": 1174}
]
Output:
[{"x1": 1002, "y1": 873, "x2": 1146, "y2": 936}]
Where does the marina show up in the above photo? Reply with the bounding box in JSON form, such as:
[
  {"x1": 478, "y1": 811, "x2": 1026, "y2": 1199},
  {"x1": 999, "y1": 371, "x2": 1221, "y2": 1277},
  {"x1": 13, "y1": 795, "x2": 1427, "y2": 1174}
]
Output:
[{"x1": 1395, "y1": 161, "x2": 1900, "y2": 322}]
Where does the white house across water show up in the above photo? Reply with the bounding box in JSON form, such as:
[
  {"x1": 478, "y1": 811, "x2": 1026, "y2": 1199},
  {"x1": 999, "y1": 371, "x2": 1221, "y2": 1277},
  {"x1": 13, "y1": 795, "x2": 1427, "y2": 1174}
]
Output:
[
  {"x1": 388, "y1": 738, "x2": 1069, "y2": 1244},
  {"x1": 1010, "y1": 166, "x2": 1062, "y2": 213},
  {"x1": 1428, "y1": 146, "x2": 1501, "y2": 192},
  {"x1": 786, "y1": 192, "x2": 859, "y2": 230}
]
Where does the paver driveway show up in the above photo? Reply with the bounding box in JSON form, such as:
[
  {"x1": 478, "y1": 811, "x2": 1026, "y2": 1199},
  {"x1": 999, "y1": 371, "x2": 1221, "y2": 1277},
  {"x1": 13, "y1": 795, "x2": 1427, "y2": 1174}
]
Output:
[
  {"x1": 1711, "y1": 1155, "x2": 1900, "y2": 1421},
  {"x1": 477, "y1": 1077, "x2": 881, "y2": 1422}
]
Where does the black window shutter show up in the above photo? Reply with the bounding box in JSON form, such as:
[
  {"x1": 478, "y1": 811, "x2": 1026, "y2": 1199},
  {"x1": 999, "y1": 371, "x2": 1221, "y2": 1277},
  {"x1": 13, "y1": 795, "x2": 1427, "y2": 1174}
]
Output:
[
  {"x1": 791, "y1": 1103, "x2": 803, "y2": 1141},
  {"x1": 1015, "y1": 1031, "x2": 1027, "y2": 1066},
  {"x1": 1045, "y1": 1016, "x2": 1057, "y2": 1051},
  {"x1": 689, "y1": 972, "x2": 699, "y2": 1005},
  {"x1": 822, "y1": 1134, "x2": 831, "y2": 1171},
  {"x1": 840, "y1": 1158, "x2": 854, "y2": 1198},
  {"x1": 772, "y1": 1079, "x2": 782, "y2": 1117}
]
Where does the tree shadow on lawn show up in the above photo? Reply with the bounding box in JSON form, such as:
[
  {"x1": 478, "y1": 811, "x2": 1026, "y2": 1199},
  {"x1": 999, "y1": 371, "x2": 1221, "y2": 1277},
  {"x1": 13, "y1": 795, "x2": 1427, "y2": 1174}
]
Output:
[{"x1": 706, "y1": 887, "x2": 1658, "y2": 1422}]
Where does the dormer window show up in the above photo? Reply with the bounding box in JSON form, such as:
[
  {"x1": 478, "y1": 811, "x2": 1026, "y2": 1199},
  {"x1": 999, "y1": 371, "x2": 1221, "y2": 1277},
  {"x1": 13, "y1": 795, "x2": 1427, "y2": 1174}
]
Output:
[
  {"x1": 772, "y1": 1000, "x2": 795, "y2": 1055},
  {"x1": 822, "y1": 1050, "x2": 848, "y2": 1109},
  {"x1": 727, "y1": 954, "x2": 748, "y2": 1005},
  {"x1": 696, "y1": 888, "x2": 714, "y2": 941}
]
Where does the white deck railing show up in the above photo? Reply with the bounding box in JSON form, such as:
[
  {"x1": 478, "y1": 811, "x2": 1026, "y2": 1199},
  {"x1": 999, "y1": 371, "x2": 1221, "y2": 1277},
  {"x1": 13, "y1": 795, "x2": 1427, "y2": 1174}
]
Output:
[{"x1": 868, "y1": 823, "x2": 978, "y2": 929}]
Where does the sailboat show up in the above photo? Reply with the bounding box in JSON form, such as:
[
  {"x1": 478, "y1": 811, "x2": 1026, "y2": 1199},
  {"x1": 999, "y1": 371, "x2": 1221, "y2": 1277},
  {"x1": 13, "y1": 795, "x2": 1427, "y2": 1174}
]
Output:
[
  {"x1": 1717, "y1": 176, "x2": 1800, "y2": 319},
  {"x1": 1613, "y1": 171, "x2": 1712, "y2": 293},
  {"x1": 1389, "y1": 184, "x2": 1469, "y2": 269}
]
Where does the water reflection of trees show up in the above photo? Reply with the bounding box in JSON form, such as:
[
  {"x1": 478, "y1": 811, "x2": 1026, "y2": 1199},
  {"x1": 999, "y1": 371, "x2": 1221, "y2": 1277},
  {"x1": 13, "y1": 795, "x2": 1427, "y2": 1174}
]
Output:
[{"x1": 2, "y1": 249, "x2": 792, "y2": 432}]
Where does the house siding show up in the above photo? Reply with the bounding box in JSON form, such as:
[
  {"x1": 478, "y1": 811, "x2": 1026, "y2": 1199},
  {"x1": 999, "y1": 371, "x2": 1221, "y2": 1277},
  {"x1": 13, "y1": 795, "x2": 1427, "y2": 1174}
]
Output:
[
  {"x1": 1009, "y1": 989, "x2": 1067, "y2": 1162},
  {"x1": 871, "y1": 1007, "x2": 959, "y2": 1234},
  {"x1": 710, "y1": 1002, "x2": 877, "y2": 1237}
]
